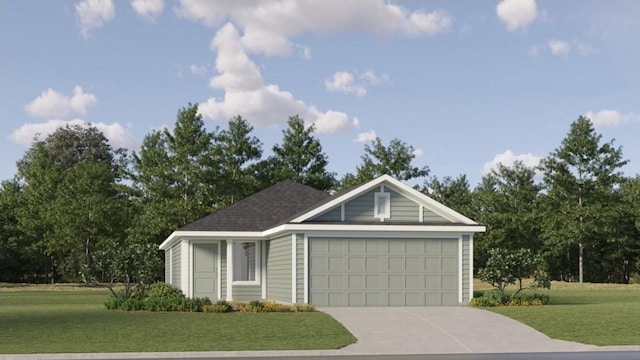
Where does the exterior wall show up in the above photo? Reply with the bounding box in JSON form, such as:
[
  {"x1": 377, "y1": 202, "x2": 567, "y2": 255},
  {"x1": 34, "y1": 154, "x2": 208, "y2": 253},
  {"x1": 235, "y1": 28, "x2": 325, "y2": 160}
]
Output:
[
  {"x1": 296, "y1": 233, "x2": 304, "y2": 304},
  {"x1": 344, "y1": 189, "x2": 376, "y2": 221},
  {"x1": 423, "y1": 207, "x2": 447, "y2": 223},
  {"x1": 170, "y1": 243, "x2": 181, "y2": 289},
  {"x1": 387, "y1": 190, "x2": 420, "y2": 222},
  {"x1": 232, "y1": 285, "x2": 262, "y2": 301},
  {"x1": 462, "y1": 235, "x2": 470, "y2": 303},
  {"x1": 164, "y1": 250, "x2": 170, "y2": 282},
  {"x1": 220, "y1": 241, "x2": 227, "y2": 300},
  {"x1": 265, "y1": 234, "x2": 292, "y2": 303},
  {"x1": 313, "y1": 207, "x2": 341, "y2": 222}
]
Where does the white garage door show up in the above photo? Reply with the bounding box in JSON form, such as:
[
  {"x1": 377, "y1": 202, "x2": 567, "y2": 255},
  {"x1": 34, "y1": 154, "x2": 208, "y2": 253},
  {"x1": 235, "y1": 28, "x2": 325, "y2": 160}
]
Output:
[{"x1": 309, "y1": 238, "x2": 459, "y2": 306}]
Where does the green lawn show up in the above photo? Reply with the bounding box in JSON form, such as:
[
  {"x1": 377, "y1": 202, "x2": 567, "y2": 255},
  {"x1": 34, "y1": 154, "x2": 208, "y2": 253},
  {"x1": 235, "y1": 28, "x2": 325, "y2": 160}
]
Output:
[
  {"x1": 477, "y1": 281, "x2": 640, "y2": 346},
  {"x1": 0, "y1": 288, "x2": 356, "y2": 354}
]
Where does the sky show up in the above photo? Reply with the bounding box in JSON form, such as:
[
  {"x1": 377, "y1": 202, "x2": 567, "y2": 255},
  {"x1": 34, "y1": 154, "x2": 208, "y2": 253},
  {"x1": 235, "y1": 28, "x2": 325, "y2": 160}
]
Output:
[{"x1": 1, "y1": 0, "x2": 639, "y2": 187}]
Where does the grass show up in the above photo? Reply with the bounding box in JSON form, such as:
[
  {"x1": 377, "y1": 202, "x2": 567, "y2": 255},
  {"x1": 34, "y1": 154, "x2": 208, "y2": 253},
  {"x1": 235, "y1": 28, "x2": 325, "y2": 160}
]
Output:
[
  {"x1": 474, "y1": 280, "x2": 640, "y2": 346},
  {"x1": 0, "y1": 287, "x2": 356, "y2": 354}
]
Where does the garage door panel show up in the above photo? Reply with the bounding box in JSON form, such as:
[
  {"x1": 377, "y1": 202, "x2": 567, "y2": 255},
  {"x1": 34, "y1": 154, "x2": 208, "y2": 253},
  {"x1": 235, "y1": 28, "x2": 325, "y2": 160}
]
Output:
[{"x1": 310, "y1": 238, "x2": 459, "y2": 307}]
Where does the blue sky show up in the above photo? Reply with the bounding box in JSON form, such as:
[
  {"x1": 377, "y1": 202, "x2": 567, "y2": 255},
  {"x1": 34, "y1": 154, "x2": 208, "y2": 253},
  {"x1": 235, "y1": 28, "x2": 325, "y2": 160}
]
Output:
[{"x1": 1, "y1": 0, "x2": 638, "y2": 187}]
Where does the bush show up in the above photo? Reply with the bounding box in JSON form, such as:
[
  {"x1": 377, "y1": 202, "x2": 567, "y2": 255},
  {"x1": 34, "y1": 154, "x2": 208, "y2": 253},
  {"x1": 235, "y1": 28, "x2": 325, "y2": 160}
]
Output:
[
  {"x1": 506, "y1": 293, "x2": 550, "y2": 306},
  {"x1": 261, "y1": 301, "x2": 292, "y2": 312},
  {"x1": 470, "y1": 290, "x2": 549, "y2": 307},
  {"x1": 470, "y1": 290, "x2": 506, "y2": 307},
  {"x1": 204, "y1": 300, "x2": 232, "y2": 313},
  {"x1": 292, "y1": 303, "x2": 316, "y2": 312},
  {"x1": 147, "y1": 282, "x2": 185, "y2": 299}
]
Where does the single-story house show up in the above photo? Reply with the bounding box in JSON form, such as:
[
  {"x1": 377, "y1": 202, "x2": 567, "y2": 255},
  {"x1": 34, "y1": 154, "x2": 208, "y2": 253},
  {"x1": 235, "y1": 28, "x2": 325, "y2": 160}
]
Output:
[{"x1": 159, "y1": 175, "x2": 485, "y2": 306}]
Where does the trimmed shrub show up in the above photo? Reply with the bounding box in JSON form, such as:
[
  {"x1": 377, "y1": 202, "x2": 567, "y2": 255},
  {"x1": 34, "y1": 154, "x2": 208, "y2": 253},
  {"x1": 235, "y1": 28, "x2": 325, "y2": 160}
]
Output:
[
  {"x1": 470, "y1": 289, "x2": 507, "y2": 307},
  {"x1": 292, "y1": 303, "x2": 316, "y2": 312},
  {"x1": 506, "y1": 293, "x2": 550, "y2": 306},
  {"x1": 147, "y1": 282, "x2": 185, "y2": 299},
  {"x1": 470, "y1": 290, "x2": 550, "y2": 307},
  {"x1": 204, "y1": 300, "x2": 231, "y2": 313},
  {"x1": 261, "y1": 301, "x2": 292, "y2": 312}
]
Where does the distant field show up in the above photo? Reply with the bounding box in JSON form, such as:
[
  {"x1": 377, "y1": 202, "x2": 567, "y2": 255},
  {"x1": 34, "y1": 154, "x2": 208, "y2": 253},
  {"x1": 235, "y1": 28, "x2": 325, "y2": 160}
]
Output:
[
  {"x1": 474, "y1": 279, "x2": 640, "y2": 346},
  {"x1": 0, "y1": 286, "x2": 355, "y2": 354}
]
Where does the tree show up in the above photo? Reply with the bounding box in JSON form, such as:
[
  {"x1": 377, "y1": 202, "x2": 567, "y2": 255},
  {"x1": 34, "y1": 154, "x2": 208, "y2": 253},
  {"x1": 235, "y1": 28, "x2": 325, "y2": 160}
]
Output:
[
  {"x1": 340, "y1": 137, "x2": 429, "y2": 189},
  {"x1": 472, "y1": 161, "x2": 542, "y2": 270},
  {"x1": 422, "y1": 174, "x2": 473, "y2": 216},
  {"x1": 16, "y1": 124, "x2": 129, "y2": 282},
  {"x1": 478, "y1": 248, "x2": 550, "y2": 296},
  {"x1": 267, "y1": 115, "x2": 335, "y2": 190},
  {"x1": 216, "y1": 116, "x2": 263, "y2": 205},
  {"x1": 539, "y1": 116, "x2": 628, "y2": 282},
  {"x1": 129, "y1": 104, "x2": 219, "y2": 246}
]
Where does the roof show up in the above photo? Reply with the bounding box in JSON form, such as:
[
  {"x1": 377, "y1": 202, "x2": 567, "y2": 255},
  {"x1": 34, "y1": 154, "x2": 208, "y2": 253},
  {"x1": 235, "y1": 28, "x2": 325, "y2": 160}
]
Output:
[{"x1": 179, "y1": 180, "x2": 331, "y2": 232}]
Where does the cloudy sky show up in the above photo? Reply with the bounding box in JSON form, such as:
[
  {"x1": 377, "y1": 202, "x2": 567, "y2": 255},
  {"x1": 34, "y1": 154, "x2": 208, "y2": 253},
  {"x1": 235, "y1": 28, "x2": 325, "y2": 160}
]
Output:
[{"x1": 1, "y1": 0, "x2": 638, "y2": 186}]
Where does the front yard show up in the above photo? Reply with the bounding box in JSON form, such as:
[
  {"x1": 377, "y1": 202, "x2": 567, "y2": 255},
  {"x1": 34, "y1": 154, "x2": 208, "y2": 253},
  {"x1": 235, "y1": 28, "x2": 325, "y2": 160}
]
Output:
[{"x1": 0, "y1": 286, "x2": 355, "y2": 354}]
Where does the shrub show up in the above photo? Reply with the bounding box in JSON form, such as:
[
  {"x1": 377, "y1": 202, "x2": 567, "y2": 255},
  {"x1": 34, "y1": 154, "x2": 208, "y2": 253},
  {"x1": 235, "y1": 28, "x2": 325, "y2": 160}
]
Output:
[
  {"x1": 470, "y1": 290, "x2": 550, "y2": 307},
  {"x1": 249, "y1": 299, "x2": 264, "y2": 312},
  {"x1": 470, "y1": 289, "x2": 506, "y2": 307},
  {"x1": 147, "y1": 282, "x2": 185, "y2": 299},
  {"x1": 506, "y1": 293, "x2": 550, "y2": 306},
  {"x1": 261, "y1": 301, "x2": 292, "y2": 312},
  {"x1": 292, "y1": 303, "x2": 316, "y2": 312},
  {"x1": 204, "y1": 300, "x2": 231, "y2": 313}
]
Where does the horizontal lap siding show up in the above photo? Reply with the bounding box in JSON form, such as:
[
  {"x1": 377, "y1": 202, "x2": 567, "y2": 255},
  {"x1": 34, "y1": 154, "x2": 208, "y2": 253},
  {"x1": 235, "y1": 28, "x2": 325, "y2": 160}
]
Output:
[
  {"x1": 232, "y1": 285, "x2": 261, "y2": 301},
  {"x1": 462, "y1": 235, "x2": 470, "y2": 303},
  {"x1": 165, "y1": 250, "x2": 170, "y2": 282},
  {"x1": 266, "y1": 235, "x2": 292, "y2": 303},
  {"x1": 313, "y1": 207, "x2": 341, "y2": 221},
  {"x1": 171, "y1": 244, "x2": 181, "y2": 289},
  {"x1": 345, "y1": 190, "x2": 375, "y2": 221},
  {"x1": 220, "y1": 241, "x2": 227, "y2": 300},
  {"x1": 388, "y1": 190, "x2": 419, "y2": 222},
  {"x1": 423, "y1": 208, "x2": 447, "y2": 223},
  {"x1": 296, "y1": 233, "x2": 304, "y2": 304}
]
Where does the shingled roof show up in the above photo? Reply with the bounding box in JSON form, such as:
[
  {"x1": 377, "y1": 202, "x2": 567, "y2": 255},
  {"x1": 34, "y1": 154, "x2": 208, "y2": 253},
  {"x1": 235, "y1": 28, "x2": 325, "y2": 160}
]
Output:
[{"x1": 179, "y1": 180, "x2": 332, "y2": 232}]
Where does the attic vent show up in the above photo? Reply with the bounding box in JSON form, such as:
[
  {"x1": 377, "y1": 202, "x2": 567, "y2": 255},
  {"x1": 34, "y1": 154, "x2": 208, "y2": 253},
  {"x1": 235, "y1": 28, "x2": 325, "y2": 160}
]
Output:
[{"x1": 374, "y1": 192, "x2": 390, "y2": 221}]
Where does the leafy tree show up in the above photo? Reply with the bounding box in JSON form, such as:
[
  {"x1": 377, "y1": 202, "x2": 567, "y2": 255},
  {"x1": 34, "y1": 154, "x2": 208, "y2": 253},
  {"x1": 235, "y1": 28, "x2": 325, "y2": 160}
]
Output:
[
  {"x1": 129, "y1": 104, "x2": 219, "y2": 246},
  {"x1": 422, "y1": 174, "x2": 473, "y2": 216},
  {"x1": 539, "y1": 116, "x2": 628, "y2": 282},
  {"x1": 216, "y1": 116, "x2": 263, "y2": 205},
  {"x1": 340, "y1": 137, "x2": 429, "y2": 189},
  {"x1": 478, "y1": 248, "x2": 550, "y2": 296},
  {"x1": 16, "y1": 124, "x2": 127, "y2": 282},
  {"x1": 472, "y1": 161, "x2": 542, "y2": 269},
  {"x1": 267, "y1": 115, "x2": 335, "y2": 190}
]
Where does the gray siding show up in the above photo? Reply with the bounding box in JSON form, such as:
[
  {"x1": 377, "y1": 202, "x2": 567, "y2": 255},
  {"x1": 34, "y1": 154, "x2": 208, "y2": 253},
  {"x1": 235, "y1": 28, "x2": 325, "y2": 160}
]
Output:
[
  {"x1": 423, "y1": 207, "x2": 448, "y2": 223},
  {"x1": 296, "y1": 233, "x2": 304, "y2": 304},
  {"x1": 265, "y1": 234, "x2": 292, "y2": 303},
  {"x1": 344, "y1": 189, "x2": 376, "y2": 221},
  {"x1": 171, "y1": 243, "x2": 181, "y2": 289},
  {"x1": 232, "y1": 285, "x2": 261, "y2": 301},
  {"x1": 312, "y1": 207, "x2": 341, "y2": 222},
  {"x1": 462, "y1": 235, "x2": 470, "y2": 303},
  {"x1": 220, "y1": 241, "x2": 227, "y2": 299},
  {"x1": 387, "y1": 190, "x2": 419, "y2": 222}
]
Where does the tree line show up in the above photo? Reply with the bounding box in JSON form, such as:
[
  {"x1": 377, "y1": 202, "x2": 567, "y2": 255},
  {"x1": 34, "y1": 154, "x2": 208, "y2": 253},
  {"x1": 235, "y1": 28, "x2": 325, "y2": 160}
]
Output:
[{"x1": 1, "y1": 104, "x2": 638, "y2": 284}]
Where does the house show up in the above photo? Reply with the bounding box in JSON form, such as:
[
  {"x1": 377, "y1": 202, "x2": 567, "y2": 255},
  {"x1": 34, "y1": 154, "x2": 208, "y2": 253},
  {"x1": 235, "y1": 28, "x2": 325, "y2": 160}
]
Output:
[{"x1": 159, "y1": 175, "x2": 485, "y2": 306}]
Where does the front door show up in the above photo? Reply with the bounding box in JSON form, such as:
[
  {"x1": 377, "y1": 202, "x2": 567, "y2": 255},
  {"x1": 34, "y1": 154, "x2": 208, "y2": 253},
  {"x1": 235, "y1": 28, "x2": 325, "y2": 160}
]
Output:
[{"x1": 193, "y1": 243, "x2": 218, "y2": 300}]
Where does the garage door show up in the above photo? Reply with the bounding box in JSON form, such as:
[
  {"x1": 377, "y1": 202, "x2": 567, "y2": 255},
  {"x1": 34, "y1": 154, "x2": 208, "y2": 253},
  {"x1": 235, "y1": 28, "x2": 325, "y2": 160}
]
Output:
[{"x1": 309, "y1": 238, "x2": 458, "y2": 306}]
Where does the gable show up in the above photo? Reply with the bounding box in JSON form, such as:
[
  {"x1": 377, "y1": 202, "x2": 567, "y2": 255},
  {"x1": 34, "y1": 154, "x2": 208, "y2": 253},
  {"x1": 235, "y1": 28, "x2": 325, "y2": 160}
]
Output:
[{"x1": 305, "y1": 177, "x2": 468, "y2": 224}]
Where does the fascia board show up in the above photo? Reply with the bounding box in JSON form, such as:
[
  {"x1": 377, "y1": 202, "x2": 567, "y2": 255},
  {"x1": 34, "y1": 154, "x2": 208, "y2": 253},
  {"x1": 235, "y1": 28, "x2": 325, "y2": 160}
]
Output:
[
  {"x1": 264, "y1": 223, "x2": 486, "y2": 236},
  {"x1": 158, "y1": 231, "x2": 264, "y2": 250}
]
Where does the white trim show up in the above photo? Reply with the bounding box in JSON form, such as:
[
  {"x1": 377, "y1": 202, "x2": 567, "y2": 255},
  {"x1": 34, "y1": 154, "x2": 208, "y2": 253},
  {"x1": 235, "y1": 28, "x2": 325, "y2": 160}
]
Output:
[
  {"x1": 374, "y1": 191, "x2": 391, "y2": 222},
  {"x1": 458, "y1": 236, "x2": 463, "y2": 304},
  {"x1": 419, "y1": 206, "x2": 423, "y2": 223},
  {"x1": 168, "y1": 246, "x2": 173, "y2": 285},
  {"x1": 303, "y1": 234, "x2": 309, "y2": 304},
  {"x1": 160, "y1": 231, "x2": 263, "y2": 250},
  {"x1": 230, "y1": 240, "x2": 261, "y2": 285},
  {"x1": 287, "y1": 175, "x2": 477, "y2": 225},
  {"x1": 226, "y1": 241, "x2": 233, "y2": 301},
  {"x1": 469, "y1": 234, "x2": 474, "y2": 301},
  {"x1": 340, "y1": 204, "x2": 345, "y2": 222},
  {"x1": 217, "y1": 242, "x2": 222, "y2": 301},
  {"x1": 291, "y1": 234, "x2": 297, "y2": 304},
  {"x1": 261, "y1": 240, "x2": 267, "y2": 300}
]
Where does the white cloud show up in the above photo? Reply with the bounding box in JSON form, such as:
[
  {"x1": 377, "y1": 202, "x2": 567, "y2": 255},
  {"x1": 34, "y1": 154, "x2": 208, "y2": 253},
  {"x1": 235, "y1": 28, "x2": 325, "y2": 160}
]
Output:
[
  {"x1": 585, "y1": 110, "x2": 636, "y2": 128},
  {"x1": 413, "y1": 148, "x2": 424, "y2": 159},
  {"x1": 496, "y1": 0, "x2": 537, "y2": 31},
  {"x1": 483, "y1": 150, "x2": 541, "y2": 175},
  {"x1": 75, "y1": 0, "x2": 115, "y2": 38},
  {"x1": 131, "y1": 0, "x2": 164, "y2": 19},
  {"x1": 325, "y1": 72, "x2": 367, "y2": 97},
  {"x1": 197, "y1": 23, "x2": 357, "y2": 134},
  {"x1": 175, "y1": 1, "x2": 452, "y2": 56},
  {"x1": 189, "y1": 64, "x2": 207, "y2": 75},
  {"x1": 9, "y1": 119, "x2": 138, "y2": 151},
  {"x1": 354, "y1": 130, "x2": 378, "y2": 143},
  {"x1": 325, "y1": 70, "x2": 389, "y2": 97},
  {"x1": 25, "y1": 86, "x2": 97, "y2": 120},
  {"x1": 548, "y1": 39, "x2": 571, "y2": 56}
]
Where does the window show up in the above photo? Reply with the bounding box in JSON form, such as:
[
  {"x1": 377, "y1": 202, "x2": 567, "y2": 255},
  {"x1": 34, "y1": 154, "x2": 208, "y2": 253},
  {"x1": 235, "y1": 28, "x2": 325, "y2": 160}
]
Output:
[
  {"x1": 374, "y1": 192, "x2": 390, "y2": 220},
  {"x1": 232, "y1": 241, "x2": 258, "y2": 283}
]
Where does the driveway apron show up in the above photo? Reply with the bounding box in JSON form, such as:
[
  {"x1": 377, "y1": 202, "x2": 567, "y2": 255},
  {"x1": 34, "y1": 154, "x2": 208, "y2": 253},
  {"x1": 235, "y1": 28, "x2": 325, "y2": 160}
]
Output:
[{"x1": 321, "y1": 307, "x2": 597, "y2": 354}]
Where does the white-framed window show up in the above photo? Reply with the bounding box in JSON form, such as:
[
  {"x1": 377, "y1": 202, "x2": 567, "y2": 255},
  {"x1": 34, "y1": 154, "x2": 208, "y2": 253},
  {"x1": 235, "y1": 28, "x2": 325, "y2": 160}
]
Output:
[
  {"x1": 374, "y1": 192, "x2": 390, "y2": 221},
  {"x1": 232, "y1": 241, "x2": 260, "y2": 284}
]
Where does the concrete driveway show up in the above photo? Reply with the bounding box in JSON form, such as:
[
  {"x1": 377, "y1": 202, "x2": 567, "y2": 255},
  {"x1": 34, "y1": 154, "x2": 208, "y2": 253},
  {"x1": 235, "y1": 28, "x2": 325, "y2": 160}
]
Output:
[{"x1": 321, "y1": 307, "x2": 597, "y2": 354}]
